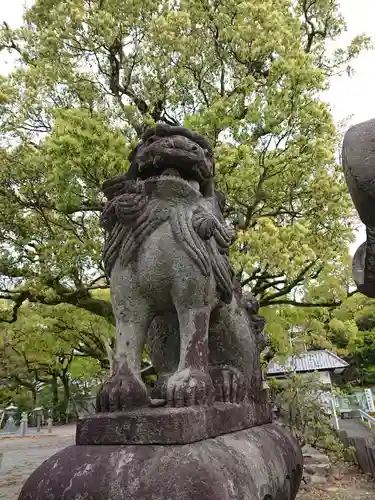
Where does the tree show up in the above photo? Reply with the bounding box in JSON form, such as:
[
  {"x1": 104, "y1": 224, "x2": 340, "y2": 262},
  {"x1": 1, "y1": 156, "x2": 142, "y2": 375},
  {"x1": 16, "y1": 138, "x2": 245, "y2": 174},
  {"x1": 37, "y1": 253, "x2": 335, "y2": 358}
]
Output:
[
  {"x1": 0, "y1": 1, "x2": 370, "y2": 337},
  {"x1": 0, "y1": 303, "x2": 112, "y2": 419},
  {"x1": 324, "y1": 294, "x2": 375, "y2": 386},
  {"x1": 270, "y1": 372, "x2": 344, "y2": 458},
  {"x1": 283, "y1": 292, "x2": 375, "y2": 387}
]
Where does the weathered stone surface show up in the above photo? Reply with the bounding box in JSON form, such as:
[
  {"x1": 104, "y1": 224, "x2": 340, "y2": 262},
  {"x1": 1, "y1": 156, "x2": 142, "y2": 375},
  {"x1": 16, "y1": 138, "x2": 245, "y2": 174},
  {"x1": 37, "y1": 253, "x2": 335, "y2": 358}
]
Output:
[
  {"x1": 77, "y1": 400, "x2": 272, "y2": 445},
  {"x1": 96, "y1": 124, "x2": 269, "y2": 413},
  {"x1": 338, "y1": 429, "x2": 375, "y2": 478},
  {"x1": 353, "y1": 436, "x2": 374, "y2": 475},
  {"x1": 302, "y1": 445, "x2": 330, "y2": 464},
  {"x1": 304, "y1": 463, "x2": 331, "y2": 476},
  {"x1": 309, "y1": 475, "x2": 328, "y2": 486},
  {"x1": 300, "y1": 444, "x2": 331, "y2": 489},
  {"x1": 367, "y1": 445, "x2": 375, "y2": 479},
  {"x1": 343, "y1": 119, "x2": 375, "y2": 297},
  {"x1": 19, "y1": 423, "x2": 303, "y2": 500}
]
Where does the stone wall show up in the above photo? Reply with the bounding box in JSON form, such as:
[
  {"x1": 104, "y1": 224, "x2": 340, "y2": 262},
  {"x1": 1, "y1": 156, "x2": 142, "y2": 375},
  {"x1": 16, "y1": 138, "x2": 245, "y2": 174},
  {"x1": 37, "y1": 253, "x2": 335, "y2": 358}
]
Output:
[
  {"x1": 339, "y1": 430, "x2": 375, "y2": 478},
  {"x1": 300, "y1": 445, "x2": 332, "y2": 490}
]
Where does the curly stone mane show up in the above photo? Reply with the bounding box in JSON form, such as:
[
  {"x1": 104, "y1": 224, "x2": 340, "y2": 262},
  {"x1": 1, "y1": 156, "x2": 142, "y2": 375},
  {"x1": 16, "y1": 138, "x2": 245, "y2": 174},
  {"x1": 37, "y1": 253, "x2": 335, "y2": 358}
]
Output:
[{"x1": 101, "y1": 176, "x2": 234, "y2": 303}]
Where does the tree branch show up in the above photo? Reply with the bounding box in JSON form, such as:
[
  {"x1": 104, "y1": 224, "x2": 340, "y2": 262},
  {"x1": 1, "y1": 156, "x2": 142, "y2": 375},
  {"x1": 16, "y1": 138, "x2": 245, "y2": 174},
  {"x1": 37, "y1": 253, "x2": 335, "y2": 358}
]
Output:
[
  {"x1": 301, "y1": 0, "x2": 329, "y2": 54},
  {"x1": 261, "y1": 260, "x2": 322, "y2": 304},
  {"x1": 261, "y1": 289, "x2": 359, "y2": 309}
]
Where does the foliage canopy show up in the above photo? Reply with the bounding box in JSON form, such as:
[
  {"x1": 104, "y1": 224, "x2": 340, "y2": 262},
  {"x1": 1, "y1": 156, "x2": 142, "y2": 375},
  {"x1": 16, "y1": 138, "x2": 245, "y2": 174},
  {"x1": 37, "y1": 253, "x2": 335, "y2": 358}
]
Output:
[{"x1": 0, "y1": 0, "x2": 371, "y2": 377}]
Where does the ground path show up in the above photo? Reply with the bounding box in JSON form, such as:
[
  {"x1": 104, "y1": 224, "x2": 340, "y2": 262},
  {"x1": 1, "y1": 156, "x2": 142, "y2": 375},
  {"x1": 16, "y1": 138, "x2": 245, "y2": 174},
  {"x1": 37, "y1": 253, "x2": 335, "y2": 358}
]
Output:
[
  {"x1": 0, "y1": 425, "x2": 75, "y2": 500},
  {"x1": 338, "y1": 418, "x2": 375, "y2": 439}
]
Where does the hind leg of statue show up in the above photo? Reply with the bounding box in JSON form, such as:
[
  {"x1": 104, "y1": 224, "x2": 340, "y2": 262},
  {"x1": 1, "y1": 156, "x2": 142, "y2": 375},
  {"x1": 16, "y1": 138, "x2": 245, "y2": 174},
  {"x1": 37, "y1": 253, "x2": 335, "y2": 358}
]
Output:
[
  {"x1": 96, "y1": 305, "x2": 153, "y2": 413},
  {"x1": 164, "y1": 305, "x2": 214, "y2": 407},
  {"x1": 209, "y1": 365, "x2": 247, "y2": 403},
  {"x1": 208, "y1": 305, "x2": 248, "y2": 404},
  {"x1": 209, "y1": 322, "x2": 247, "y2": 403},
  {"x1": 146, "y1": 313, "x2": 180, "y2": 400}
]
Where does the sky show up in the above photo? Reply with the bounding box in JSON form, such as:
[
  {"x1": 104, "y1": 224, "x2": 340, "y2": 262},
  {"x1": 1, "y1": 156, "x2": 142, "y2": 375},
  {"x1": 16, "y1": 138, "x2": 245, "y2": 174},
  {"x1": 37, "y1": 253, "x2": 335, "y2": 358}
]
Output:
[{"x1": 0, "y1": 0, "x2": 374, "y2": 252}]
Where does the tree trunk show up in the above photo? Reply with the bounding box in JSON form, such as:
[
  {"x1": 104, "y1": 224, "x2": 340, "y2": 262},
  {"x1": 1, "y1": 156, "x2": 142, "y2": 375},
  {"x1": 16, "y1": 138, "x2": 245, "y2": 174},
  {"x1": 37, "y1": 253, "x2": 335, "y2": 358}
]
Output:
[
  {"x1": 73, "y1": 298, "x2": 114, "y2": 324},
  {"x1": 61, "y1": 374, "x2": 71, "y2": 421},
  {"x1": 51, "y1": 374, "x2": 59, "y2": 421},
  {"x1": 31, "y1": 387, "x2": 37, "y2": 408}
]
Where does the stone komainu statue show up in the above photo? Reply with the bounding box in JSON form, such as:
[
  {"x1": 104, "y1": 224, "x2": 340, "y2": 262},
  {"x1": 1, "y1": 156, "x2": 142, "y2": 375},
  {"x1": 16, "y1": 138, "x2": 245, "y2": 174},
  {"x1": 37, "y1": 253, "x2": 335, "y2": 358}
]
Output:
[
  {"x1": 96, "y1": 124, "x2": 267, "y2": 411},
  {"x1": 18, "y1": 124, "x2": 303, "y2": 500}
]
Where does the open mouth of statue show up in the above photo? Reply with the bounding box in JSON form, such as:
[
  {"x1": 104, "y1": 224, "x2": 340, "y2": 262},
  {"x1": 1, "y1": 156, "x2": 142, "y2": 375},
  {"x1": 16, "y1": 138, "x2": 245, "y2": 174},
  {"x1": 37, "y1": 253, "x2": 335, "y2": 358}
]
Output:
[{"x1": 135, "y1": 136, "x2": 212, "y2": 194}]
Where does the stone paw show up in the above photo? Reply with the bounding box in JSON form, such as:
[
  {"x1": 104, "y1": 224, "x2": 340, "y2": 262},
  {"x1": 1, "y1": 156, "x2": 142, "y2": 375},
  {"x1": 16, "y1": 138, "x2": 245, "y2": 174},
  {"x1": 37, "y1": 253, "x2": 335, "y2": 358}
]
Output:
[
  {"x1": 150, "y1": 374, "x2": 171, "y2": 401},
  {"x1": 209, "y1": 365, "x2": 247, "y2": 403},
  {"x1": 163, "y1": 368, "x2": 214, "y2": 407},
  {"x1": 96, "y1": 370, "x2": 150, "y2": 412}
]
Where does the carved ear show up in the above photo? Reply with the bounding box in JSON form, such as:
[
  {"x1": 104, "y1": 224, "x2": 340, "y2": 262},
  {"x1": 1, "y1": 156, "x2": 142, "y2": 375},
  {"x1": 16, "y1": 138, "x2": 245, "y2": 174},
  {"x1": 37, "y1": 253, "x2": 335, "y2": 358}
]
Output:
[
  {"x1": 103, "y1": 173, "x2": 135, "y2": 200},
  {"x1": 242, "y1": 292, "x2": 260, "y2": 315},
  {"x1": 200, "y1": 177, "x2": 214, "y2": 198},
  {"x1": 141, "y1": 126, "x2": 157, "y2": 142},
  {"x1": 214, "y1": 190, "x2": 226, "y2": 214},
  {"x1": 252, "y1": 316, "x2": 266, "y2": 337}
]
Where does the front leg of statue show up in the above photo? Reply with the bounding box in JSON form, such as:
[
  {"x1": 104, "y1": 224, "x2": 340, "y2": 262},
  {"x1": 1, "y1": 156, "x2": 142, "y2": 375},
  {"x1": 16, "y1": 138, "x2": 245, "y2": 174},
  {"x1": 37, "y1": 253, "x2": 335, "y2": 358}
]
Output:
[{"x1": 165, "y1": 306, "x2": 214, "y2": 407}]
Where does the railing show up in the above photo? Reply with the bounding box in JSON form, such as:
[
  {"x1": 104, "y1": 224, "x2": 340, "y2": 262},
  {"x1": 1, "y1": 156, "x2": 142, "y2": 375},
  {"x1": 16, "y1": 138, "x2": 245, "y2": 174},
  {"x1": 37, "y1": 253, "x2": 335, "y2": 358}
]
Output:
[{"x1": 358, "y1": 409, "x2": 375, "y2": 429}]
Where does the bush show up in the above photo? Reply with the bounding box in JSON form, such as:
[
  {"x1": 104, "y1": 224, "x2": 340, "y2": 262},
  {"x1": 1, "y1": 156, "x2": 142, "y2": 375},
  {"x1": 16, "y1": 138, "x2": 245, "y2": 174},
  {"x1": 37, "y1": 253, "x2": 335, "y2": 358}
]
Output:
[{"x1": 269, "y1": 372, "x2": 344, "y2": 460}]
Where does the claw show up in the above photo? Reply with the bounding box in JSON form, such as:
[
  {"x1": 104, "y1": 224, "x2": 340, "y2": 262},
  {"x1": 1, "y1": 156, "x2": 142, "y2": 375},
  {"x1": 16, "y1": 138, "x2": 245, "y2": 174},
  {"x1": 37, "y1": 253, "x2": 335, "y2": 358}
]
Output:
[
  {"x1": 165, "y1": 368, "x2": 213, "y2": 407},
  {"x1": 209, "y1": 366, "x2": 246, "y2": 404},
  {"x1": 96, "y1": 372, "x2": 150, "y2": 412}
]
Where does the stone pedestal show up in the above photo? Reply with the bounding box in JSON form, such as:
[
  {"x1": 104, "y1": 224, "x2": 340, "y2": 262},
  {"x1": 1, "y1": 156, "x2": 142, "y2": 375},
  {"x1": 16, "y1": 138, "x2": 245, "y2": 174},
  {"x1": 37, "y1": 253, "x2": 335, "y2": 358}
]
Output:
[
  {"x1": 19, "y1": 421, "x2": 302, "y2": 500},
  {"x1": 77, "y1": 400, "x2": 272, "y2": 445},
  {"x1": 19, "y1": 402, "x2": 302, "y2": 500}
]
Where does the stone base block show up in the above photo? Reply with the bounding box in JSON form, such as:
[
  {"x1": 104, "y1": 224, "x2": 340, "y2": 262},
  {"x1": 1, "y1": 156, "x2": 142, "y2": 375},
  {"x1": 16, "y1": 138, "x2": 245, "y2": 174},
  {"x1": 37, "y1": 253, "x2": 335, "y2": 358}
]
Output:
[
  {"x1": 77, "y1": 400, "x2": 272, "y2": 445},
  {"x1": 18, "y1": 423, "x2": 303, "y2": 500}
]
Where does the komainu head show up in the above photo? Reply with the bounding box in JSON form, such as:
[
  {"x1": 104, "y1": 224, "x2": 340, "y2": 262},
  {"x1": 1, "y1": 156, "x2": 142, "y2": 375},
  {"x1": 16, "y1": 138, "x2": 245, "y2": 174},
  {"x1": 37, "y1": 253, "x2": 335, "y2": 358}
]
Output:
[{"x1": 103, "y1": 124, "x2": 215, "y2": 200}]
